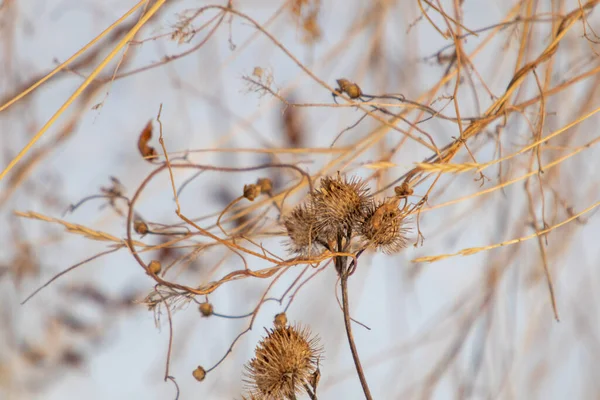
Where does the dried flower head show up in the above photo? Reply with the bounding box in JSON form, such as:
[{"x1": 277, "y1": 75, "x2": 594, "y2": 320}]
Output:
[
  {"x1": 360, "y1": 198, "x2": 409, "y2": 254},
  {"x1": 311, "y1": 174, "x2": 371, "y2": 243},
  {"x1": 244, "y1": 324, "x2": 322, "y2": 400},
  {"x1": 283, "y1": 204, "x2": 323, "y2": 257}
]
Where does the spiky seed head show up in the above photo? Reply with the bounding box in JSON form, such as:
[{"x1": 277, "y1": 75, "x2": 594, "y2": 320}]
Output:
[
  {"x1": 311, "y1": 174, "x2": 371, "y2": 243},
  {"x1": 360, "y1": 198, "x2": 409, "y2": 254},
  {"x1": 199, "y1": 302, "x2": 213, "y2": 317},
  {"x1": 192, "y1": 366, "x2": 206, "y2": 381},
  {"x1": 283, "y1": 204, "x2": 323, "y2": 257},
  {"x1": 274, "y1": 312, "x2": 287, "y2": 328},
  {"x1": 244, "y1": 324, "x2": 322, "y2": 399}
]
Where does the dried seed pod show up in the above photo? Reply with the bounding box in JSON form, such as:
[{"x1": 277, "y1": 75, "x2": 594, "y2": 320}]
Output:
[
  {"x1": 244, "y1": 324, "x2": 322, "y2": 399},
  {"x1": 199, "y1": 302, "x2": 213, "y2": 317},
  {"x1": 394, "y1": 181, "x2": 413, "y2": 198},
  {"x1": 256, "y1": 178, "x2": 273, "y2": 194},
  {"x1": 137, "y1": 121, "x2": 157, "y2": 161},
  {"x1": 134, "y1": 219, "x2": 149, "y2": 235},
  {"x1": 192, "y1": 366, "x2": 206, "y2": 381},
  {"x1": 243, "y1": 184, "x2": 262, "y2": 201},
  {"x1": 147, "y1": 260, "x2": 161, "y2": 275},
  {"x1": 283, "y1": 203, "x2": 323, "y2": 256},
  {"x1": 311, "y1": 174, "x2": 371, "y2": 243},
  {"x1": 359, "y1": 198, "x2": 409, "y2": 254},
  {"x1": 274, "y1": 312, "x2": 287, "y2": 327},
  {"x1": 335, "y1": 78, "x2": 362, "y2": 99},
  {"x1": 252, "y1": 66, "x2": 264, "y2": 79}
]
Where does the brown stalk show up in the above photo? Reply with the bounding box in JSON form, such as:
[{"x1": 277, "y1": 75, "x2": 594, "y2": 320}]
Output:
[{"x1": 335, "y1": 237, "x2": 372, "y2": 400}]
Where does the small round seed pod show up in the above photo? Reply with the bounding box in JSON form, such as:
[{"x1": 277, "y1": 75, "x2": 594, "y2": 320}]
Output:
[
  {"x1": 147, "y1": 260, "x2": 161, "y2": 275},
  {"x1": 283, "y1": 204, "x2": 323, "y2": 257},
  {"x1": 243, "y1": 184, "x2": 261, "y2": 201},
  {"x1": 256, "y1": 178, "x2": 273, "y2": 194},
  {"x1": 336, "y1": 78, "x2": 362, "y2": 99},
  {"x1": 244, "y1": 324, "x2": 322, "y2": 399},
  {"x1": 273, "y1": 312, "x2": 287, "y2": 328},
  {"x1": 134, "y1": 220, "x2": 149, "y2": 235},
  {"x1": 199, "y1": 302, "x2": 213, "y2": 317},
  {"x1": 192, "y1": 366, "x2": 206, "y2": 381},
  {"x1": 359, "y1": 198, "x2": 409, "y2": 254},
  {"x1": 310, "y1": 174, "x2": 371, "y2": 243}
]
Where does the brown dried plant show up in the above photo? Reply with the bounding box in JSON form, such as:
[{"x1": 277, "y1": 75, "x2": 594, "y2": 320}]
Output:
[
  {"x1": 2, "y1": 1, "x2": 600, "y2": 399},
  {"x1": 243, "y1": 323, "x2": 322, "y2": 400}
]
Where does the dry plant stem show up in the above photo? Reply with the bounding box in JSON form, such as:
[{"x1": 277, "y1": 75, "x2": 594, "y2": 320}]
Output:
[
  {"x1": 340, "y1": 271, "x2": 372, "y2": 400},
  {"x1": 0, "y1": 0, "x2": 168, "y2": 182},
  {"x1": 378, "y1": 0, "x2": 600, "y2": 194},
  {"x1": 0, "y1": 0, "x2": 146, "y2": 112},
  {"x1": 154, "y1": 285, "x2": 175, "y2": 382},
  {"x1": 125, "y1": 162, "x2": 314, "y2": 282},
  {"x1": 205, "y1": 266, "x2": 290, "y2": 373},
  {"x1": 334, "y1": 237, "x2": 372, "y2": 400},
  {"x1": 21, "y1": 247, "x2": 121, "y2": 305}
]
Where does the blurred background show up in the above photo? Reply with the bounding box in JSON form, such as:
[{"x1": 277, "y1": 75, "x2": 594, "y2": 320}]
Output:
[{"x1": 1, "y1": 0, "x2": 600, "y2": 399}]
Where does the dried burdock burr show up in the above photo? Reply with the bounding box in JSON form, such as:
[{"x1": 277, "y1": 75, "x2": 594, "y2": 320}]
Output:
[
  {"x1": 360, "y1": 197, "x2": 409, "y2": 254},
  {"x1": 311, "y1": 174, "x2": 371, "y2": 243},
  {"x1": 274, "y1": 312, "x2": 287, "y2": 327},
  {"x1": 199, "y1": 302, "x2": 213, "y2": 317},
  {"x1": 283, "y1": 203, "x2": 323, "y2": 257},
  {"x1": 244, "y1": 324, "x2": 322, "y2": 400},
  {"x1": 192, "y1": 365, "x2": 206, "y2": 382}
]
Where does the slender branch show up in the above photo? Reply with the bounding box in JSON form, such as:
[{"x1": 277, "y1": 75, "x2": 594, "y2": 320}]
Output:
[
  {"x1": 340, "y1": 272, "x2": 373, "y2": 400},
  {"x1": 335, "y1": 233, "x2": 373, "y2": 400}
]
